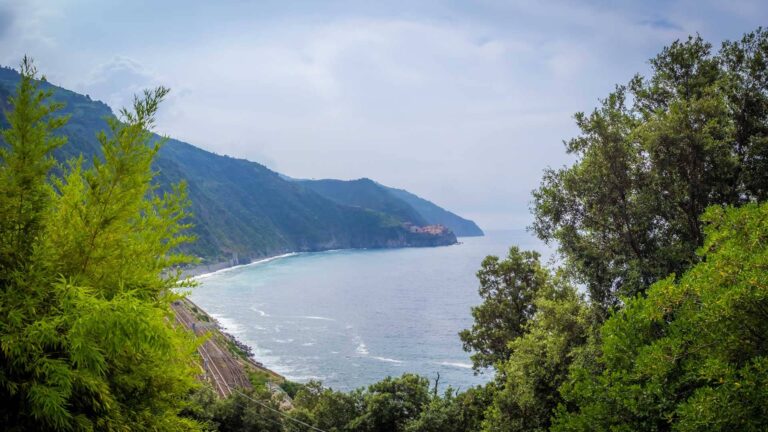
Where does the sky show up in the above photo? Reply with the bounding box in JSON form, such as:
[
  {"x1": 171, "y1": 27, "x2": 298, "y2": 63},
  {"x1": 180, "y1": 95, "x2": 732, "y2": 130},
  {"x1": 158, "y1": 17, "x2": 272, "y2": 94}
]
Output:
[{"x1": 1, "y1": 0, "x2": 767, "y2": 229}]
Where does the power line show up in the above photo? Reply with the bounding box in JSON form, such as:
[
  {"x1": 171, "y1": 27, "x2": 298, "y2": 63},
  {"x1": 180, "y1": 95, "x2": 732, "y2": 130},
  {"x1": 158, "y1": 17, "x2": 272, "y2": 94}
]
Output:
[
  {"x1": 233, "y1": 389, "x2": 328, "y2": 432},
  {"x1": 229, "y1": 400, "x2": 287, "y2": 431}
]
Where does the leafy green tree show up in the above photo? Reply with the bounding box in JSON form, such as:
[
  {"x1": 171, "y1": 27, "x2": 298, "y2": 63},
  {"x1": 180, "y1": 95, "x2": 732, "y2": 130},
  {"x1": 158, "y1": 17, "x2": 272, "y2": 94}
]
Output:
[
  {"x1": 459, "y1": 247, "x2": 548, "y2": 370},
  {"x1": 290, "y1": 374, "x2": 434, "y2": 432},
  {"x1": 0, "y1": 56, "x2": 67, "y2": 287},
  {"x1": 212, "y1": 388, "x2": 285, "y2": 432},
  {"x1": 552, "y1": 203, "x2": 768, "y2": 431},
  {"x1": 0, "y1": 59, "x2": 201, "y2": 430},
  {"x1": 482, "y1": 278, "x2": 590, "y2": 432},
  {"x1": 720, "y1": 28, "x2": 768, "y2": 199},
  {"x1": 532, "y1": 30, "x2": 768, "y2": 318},
  {"x1": 289, "y1": 380, "x2": 363, "y2": 432},
  {"x1": 350, "y1": 374, "x2": 431, "y2": 432},
  {"x1": 405, "y1": 385, "x2": 492, "y2": 432}
]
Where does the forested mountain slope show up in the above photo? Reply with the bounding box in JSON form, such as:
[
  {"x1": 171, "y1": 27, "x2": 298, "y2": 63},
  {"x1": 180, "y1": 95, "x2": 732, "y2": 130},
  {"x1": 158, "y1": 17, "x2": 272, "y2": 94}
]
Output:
[
  {"x1": 0, "y1": 67, "x2": 465, "y2": 263},
  {"x1": 299, "y1": 178, "x2": 484, "y2": 237},
  {"x1": 384, "y1": 185, "x2": 484, "y2": 236}
]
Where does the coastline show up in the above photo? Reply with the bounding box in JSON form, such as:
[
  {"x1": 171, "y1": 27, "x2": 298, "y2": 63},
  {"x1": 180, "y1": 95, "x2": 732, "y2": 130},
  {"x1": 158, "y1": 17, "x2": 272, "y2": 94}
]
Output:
[
  {"x1": 179, "y1": 253, "x2": 299, "y2": 391},
  {"x1": 180, "y1": 240, "x2": 473, "y2": 389},
  {"x1": 187, "y1": 252, "x2": 299, "y2": 280},
  {"x1": 183, "y1": 237, "x2": 466, "y2": 280}
]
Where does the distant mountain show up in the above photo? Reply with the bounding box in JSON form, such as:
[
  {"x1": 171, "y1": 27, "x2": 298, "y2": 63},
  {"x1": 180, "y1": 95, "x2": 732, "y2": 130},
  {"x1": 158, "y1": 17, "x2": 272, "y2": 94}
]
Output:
[
  {"x1": 0, "y1": 66, "x2": 472, "y2": 263},
  {"x1": 383, "y1": 186, "x2": 484, "y2": 237},
  {"x1": 299, "y1": 178, "x2": 428, "y2": 226},
  {"x1": 300, "y1": 178, "x2": 483, "y2": 237}
]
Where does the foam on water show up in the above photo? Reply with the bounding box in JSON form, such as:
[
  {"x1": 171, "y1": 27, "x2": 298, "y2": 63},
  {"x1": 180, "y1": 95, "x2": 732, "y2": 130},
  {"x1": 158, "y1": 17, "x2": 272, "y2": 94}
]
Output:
[
  {"x1": 193, "y1": 253, "x2": 298, "y2": 281},
  {"x1": 250, "y1": 307, "x2": 270, "y2": 317},
  {"x1": 297, "y1": 316, "x2": 335, "y2": 321},
  {"x1": 371, "y1": 356, "x2": 404, "y2": 364},
  {"x1": 210, "y1": 313, "x2": 244, "y2": 335},
  {"x1": 437, "y1": 361, "x2": 473, "y2": 369},
  {"x1": 355, "y1": 342, "x2": 369, "y2": 356}
]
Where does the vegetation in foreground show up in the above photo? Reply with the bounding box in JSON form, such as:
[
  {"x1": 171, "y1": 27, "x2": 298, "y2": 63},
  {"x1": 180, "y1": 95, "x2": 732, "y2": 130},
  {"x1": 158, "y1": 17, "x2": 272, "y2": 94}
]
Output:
[
  {"x1": 0, "y1": 58, "x2": 199, "y2": 430},
  {"x1": 1, "y1": 27, "x2": 767, "y2": 431}
]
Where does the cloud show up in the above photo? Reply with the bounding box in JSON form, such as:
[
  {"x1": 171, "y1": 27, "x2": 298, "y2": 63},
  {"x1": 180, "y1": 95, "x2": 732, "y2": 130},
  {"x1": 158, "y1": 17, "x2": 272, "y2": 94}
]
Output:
[
  {"x1": 3, "y1": 1, "x2": 767, "y2": 229},
  {"x1": 76, "y1": 56, "x2": 169, "y2": 114},
  {"x1": 0, "y1": 5, "x2": 14, "y2": 39},
  {"x1": 640, "y1": 17, "x2": 684, "y2": 31}
]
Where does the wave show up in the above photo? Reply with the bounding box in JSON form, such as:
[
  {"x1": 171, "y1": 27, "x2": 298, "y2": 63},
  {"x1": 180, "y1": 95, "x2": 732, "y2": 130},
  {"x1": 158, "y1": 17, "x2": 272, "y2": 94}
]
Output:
[
  {"x1": 371, "y1": 356, "x2": 403, "y2": 364},
  {"x1": 283, "y1": 374, "x2": 326, "y2": 382},
  {"x1": 249, "y1": 307, "x2": 270, "y2": 317},
  {"x1": 209, "y1": 313, "x2": 244, "y2": 335},
  {"x1": 193, "y1": 252, "x2": 298, "y2": 280},
  {"x1": 355, "y1": 341, "x2": 369, "y2": 356},
  {"x1": 297, "y1": 315, "x2": 335, "y2": 321},
  {"x1": 436, "y1": 361, "x2": 473, "y2": 369},
  {"x1": 274, "y1": 338, "x2": 294, "y2": 344}
]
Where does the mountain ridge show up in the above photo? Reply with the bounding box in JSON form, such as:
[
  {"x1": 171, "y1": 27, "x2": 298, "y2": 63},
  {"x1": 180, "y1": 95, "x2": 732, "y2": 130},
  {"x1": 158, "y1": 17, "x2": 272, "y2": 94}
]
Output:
[
  {"x1": 0, "y1": 66, "x2": 481, "y2": 262},
  {"x1": 298, "y1": 177, "x2": 484, "y2": 237}
]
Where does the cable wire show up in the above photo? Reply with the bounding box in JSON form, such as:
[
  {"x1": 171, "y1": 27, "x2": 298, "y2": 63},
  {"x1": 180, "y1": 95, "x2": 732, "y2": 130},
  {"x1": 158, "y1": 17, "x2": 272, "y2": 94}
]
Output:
[
  {"x1": 233, "y1": 389, "x2": 328, "y2": 432},
  {"x1": 229, "y1": 400, "x2": 287, "y2": 431}
]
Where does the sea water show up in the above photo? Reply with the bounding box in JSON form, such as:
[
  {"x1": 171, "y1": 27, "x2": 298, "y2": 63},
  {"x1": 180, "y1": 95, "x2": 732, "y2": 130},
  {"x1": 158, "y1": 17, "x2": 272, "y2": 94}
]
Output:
[{"x1": 189, "y1": 230, "x2": 551, "y2": 391}]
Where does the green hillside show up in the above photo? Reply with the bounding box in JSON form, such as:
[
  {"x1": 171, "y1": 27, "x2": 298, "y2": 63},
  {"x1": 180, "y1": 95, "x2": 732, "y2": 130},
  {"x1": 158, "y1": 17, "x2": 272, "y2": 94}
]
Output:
[
  {"x1": 383, "y1": 186, "x2": 484, "y2": 236},
  {"x1": 0, "y1": 66, "x2": 460, "y2": 263},
  {"x1": 298, "y1": 178, "x2": 484, "y2": 237},
  {"x1": 299, "y1": 178, "x2": 428, "y2": 226}
]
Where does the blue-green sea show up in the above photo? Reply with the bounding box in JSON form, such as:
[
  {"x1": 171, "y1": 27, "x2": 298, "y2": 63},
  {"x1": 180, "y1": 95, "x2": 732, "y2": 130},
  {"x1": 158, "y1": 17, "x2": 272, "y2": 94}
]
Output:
[{"x1": 189, "y1": 230, "x2": 550, "y2": 391}]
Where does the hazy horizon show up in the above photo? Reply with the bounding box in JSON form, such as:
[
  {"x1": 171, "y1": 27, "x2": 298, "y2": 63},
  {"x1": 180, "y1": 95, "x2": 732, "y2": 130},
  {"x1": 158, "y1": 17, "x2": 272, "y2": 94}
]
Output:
[{"x1": 2, "y1": 0, "x2": 767, "y2": 229}]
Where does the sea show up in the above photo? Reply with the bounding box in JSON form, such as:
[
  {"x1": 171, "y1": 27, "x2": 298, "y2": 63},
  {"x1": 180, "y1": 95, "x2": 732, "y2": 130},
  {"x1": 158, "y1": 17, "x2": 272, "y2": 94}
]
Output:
[{"x1": 188, "y1": 229, "x2": 552, "y2": 391}]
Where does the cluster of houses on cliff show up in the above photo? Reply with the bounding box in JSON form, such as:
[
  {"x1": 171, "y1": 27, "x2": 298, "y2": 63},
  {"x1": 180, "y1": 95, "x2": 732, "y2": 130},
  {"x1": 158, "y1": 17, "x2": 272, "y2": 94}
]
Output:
[{"x1": 403, "y1": 222, "x2": 450, "y2": 235}]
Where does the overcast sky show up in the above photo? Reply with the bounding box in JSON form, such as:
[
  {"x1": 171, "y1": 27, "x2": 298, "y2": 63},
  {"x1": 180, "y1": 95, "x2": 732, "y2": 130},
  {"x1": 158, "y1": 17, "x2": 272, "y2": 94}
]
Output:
[{"x1": 1, "y1": 0, "x2": 767, "y2": 229}]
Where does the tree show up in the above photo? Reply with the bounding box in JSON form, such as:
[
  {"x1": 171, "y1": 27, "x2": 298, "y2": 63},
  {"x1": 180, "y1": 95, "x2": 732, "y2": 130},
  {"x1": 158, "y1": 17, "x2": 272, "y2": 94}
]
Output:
[
  {"x1": 532, "y1": 31, "x2": 768, "y2": 318},
  {"x1": 212, "y1": 388, "x2": 285, "y2": 432},
  {"x1": 405, "y1": 386, "x2": 492, "y2": 432},
  {"x1": 290, "y1": 374, "x2": 434, "y2": 432},
  {"x1": 552, "y1": 203, "x2": 768, "y2": 431},
  {"x1": 459, "y1": 247, "x2": 548, "y2": 370},
  {"x1": 0, "y1": 56, "x2": 66, "y2": 286},
  {"x1": 350, "y1": 374, "x2": 431, "y2": 432},
  {"x1": 290, "y1": 380, "x2": 364, "y2": 432},
  {"x1": 0, "y1": 59, "x2": 201, "y2": 430},
  {"x1": 482, "y1": 277, "x2": 590, "y2": 432},
  {"x1": 720, "y1": 28, "x2": 768, "y2": 199}
]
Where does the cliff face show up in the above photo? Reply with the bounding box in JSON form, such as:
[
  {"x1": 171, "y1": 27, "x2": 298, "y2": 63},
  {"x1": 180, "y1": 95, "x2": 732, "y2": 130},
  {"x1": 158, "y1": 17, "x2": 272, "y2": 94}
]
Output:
[{"x1": 0, "y1": 67, "x2": 463, "y2": 262}]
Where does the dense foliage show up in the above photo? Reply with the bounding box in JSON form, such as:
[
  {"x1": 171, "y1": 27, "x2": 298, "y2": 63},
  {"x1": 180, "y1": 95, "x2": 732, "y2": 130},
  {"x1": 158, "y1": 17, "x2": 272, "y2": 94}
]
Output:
[
  {"x1": 0, "y1": 58, "x2": 201, "y2": 430},
  {"x1": 458, "y1": 247, "x2": 549, "y2": 370},
  {"x1": 552, "y1": 203, "x2": 768, "y2": 431},
  {"x1": 532, "y1": 29, "x2": 768, "y2": 318}
]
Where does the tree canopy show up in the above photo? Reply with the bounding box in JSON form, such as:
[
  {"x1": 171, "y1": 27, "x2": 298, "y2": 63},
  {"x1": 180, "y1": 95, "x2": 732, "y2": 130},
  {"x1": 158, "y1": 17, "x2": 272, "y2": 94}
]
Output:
[
  {"x1": 532, "y1": 29, "x2": 768, "y2": 318},
  {"x1": 553, "y1": 202, "x2": 768, "y2": 431},
  {"x1": 0, "y1": 58, "x2": 201, "y2": 430}
]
